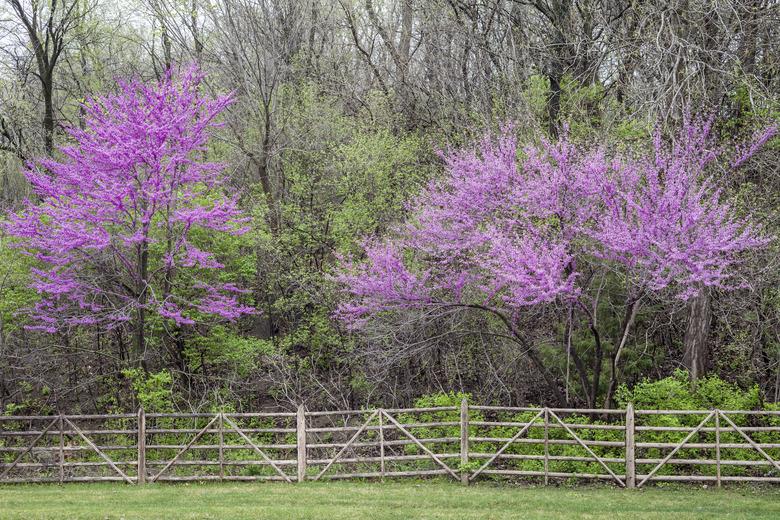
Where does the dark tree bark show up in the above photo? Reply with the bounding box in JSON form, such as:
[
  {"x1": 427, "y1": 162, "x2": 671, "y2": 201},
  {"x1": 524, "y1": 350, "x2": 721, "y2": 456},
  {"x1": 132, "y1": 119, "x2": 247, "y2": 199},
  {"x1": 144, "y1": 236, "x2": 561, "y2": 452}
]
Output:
[
  {"x1": 683, "y1": 288, "x2": 712, "y2": 380},
  {"x1": 528, "y1": 0, "x2": 572, "y2": 138},
  {"x1": 6, "y1": 0, "x2": 85, "y2": 155}
]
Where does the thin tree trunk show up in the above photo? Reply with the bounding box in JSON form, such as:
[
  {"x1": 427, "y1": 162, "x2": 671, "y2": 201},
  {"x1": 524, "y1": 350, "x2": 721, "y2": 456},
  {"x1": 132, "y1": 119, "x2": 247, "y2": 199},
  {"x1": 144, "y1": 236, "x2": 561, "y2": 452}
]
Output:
[
  {"x1": 562, "y1": 313, "x2": 594, "y2": 407},
  {"x1": 774, "y1": 350, "x2": 779, "y2": 403},
  {"x1": 604, "y1": 298, "x2": 641, "y2": 408},
  {"x1": 683, "y1": 288, "x2": 712, "y2": 380},
  {"x1": 575, "y1": 299, "x2": 604, "y2": 408},
  {"x1": 251, "y1": 104, "x2": 277, "y2": 340},
  {"x1": 136, "y1": 222, "x2": 150, "y2": 371},
  {"x1": 191, "y1": 0, "x2": 203, "y2": 63},
  {"x1": 42, "y1": 77, "x2": 55, "y2": 155},
  {"x1": 547, "y1": 72, "x2": 562, "y2": 138}
]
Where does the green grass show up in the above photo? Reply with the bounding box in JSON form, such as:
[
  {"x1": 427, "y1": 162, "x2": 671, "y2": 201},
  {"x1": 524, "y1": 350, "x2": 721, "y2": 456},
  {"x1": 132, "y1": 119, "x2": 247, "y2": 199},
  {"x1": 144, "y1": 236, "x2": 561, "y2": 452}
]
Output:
[{"x1": 1, "y1": 481, "x2": 779, "y2": 519}]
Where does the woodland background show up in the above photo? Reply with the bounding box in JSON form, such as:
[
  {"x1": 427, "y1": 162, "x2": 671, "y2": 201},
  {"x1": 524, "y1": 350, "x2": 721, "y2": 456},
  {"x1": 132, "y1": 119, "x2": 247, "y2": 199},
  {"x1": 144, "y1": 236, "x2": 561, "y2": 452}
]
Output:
[{"x1": 0, "y1": 0, "x2": 779, "y2": 414}]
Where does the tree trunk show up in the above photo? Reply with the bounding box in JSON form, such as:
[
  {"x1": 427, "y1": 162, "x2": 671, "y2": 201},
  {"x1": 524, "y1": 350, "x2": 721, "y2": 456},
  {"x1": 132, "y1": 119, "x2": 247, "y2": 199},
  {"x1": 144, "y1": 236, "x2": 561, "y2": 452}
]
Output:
[
  {"x1": 191, "y1": 0, "x2": 204, "y2": 63},
  {"x1": 42, "y1": 74, "x2": 55, "y2": 155},
  {"x1": 683, "y1": 288, "x2": 712, "y2": 380},
  {"x1": 0, "y1": 315, "x2": 6, "y2": 410},
  {"x1": 161, "y1": 21, "x2": 172, "y2": 70},
  {"x1": 135, "y1": 292, "x2": 148, "y2": 370},
  {"x1": 136, "y1": 224, "x2": 150, "y2": 371},
  {"x1": 604, "y1": 298, "x2": 641, "y2": 408},
  {"x1": 250, "y1": 105, "x2": 277, "y2": 340},
  {"x1": 562, "y1": 315, "x2": 594, "y2": 407},
  {"x1": 547, "y1": 72, "x2": 562, "y2": 138},
  {"x1": 543, "y1": 0, "x2": 570, "y2": 139},
  {"x1": 399, "y1": 0, "x2": 413, "y2": 69}
]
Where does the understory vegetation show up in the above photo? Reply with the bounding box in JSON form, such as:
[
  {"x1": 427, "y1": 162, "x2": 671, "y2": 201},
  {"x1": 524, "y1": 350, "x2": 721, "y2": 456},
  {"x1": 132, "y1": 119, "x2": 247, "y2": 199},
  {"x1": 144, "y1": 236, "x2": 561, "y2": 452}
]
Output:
[{"x1": 2, "y1": 378, "x2": 776, "y2": 483}]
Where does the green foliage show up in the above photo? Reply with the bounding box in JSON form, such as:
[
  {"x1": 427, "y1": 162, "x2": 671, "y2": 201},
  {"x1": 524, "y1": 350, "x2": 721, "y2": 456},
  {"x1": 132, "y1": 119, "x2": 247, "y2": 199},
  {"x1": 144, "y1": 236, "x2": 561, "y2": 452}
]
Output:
[
  {"x1": 615, "y1": 369, "x2": 761, "y2": 412},
  {"x1": 244, "y1": 81, "x2": 438, "y2": 403},
  {"x1": 523, "y1": 73, "x2": 650, "y2": 142},
  {"x1": 122, "y1": 368, "x2": 174, "y2": 412},
  {"x1": 721, "y1": 81, "x2": 780, "y2": 140},
  {"x1": 273, "y1": 83, "x2": 433, "y2": 258},
  {"x1": 618, "y1": 372, "x2": 769, "y2": 478},
  {"x1": 0, "y1": 235, "x2": 37, "y2": 332},
  {"x1": 559, "y1": 76, "x2": 606, "y2": 137},
  {"x1": 187, "y1": 326, "x2": 273, "y2": 378},
  {"x1": 525, "y1": 74, "x2": 550, "y2": 124},
  {"x1": 410, "y1": 391, "x2": 469, "y2": 410},
  {"x1": 407, "y1": 378, "x2": 774, "y2": 482}
]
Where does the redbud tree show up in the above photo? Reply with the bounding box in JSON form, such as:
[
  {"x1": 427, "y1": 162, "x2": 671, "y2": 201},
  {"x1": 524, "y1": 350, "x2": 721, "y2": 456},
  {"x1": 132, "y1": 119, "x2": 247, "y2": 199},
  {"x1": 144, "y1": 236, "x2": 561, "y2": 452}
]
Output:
[
  {"x1": 335, "y1": 117, "x2": 776, "y2": 406},
  {"x1": 4, "y1": 68, "x2": 253, "y2": 366}
]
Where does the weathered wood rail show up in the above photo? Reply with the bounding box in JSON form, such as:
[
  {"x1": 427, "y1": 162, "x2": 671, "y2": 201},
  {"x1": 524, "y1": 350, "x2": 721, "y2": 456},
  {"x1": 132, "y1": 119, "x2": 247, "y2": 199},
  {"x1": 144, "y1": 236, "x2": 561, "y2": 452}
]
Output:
[{"x1": 1, "y1": 402, "x2": 779, "y2": 487}]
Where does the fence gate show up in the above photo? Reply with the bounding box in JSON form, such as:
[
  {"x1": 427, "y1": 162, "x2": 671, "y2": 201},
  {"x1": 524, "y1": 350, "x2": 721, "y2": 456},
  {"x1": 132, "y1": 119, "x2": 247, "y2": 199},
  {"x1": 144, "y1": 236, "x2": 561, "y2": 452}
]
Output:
[
  {"x1": 637, "y1": 410, "x2": 714, "y2": 488},
  {"x1": 547, "y1": 409, "x2": 625, "y2": 487},
  {"x1": 63, "y1": 416, "x2": 134, "y2": 484},
  {"x1": 310, "y1": 409, "x2": 459, "y2": 481},
  {"x1": 468, "y1": 407, "x2": 625, "y2": 486},
  {"x1": 0, "y1": 415, "x2": 135, "y2": 484},
  {"x1": 380, "y1": 410, "x2": 459, "y2": 480},
  {"x1": 220, "y1": 414, "x2": 292, "y2": 482},
  {"x1": 311, "y1": 409, "x2": 379, "y2": 481},
  {"x1": 148, "y1": 413, "x2": 293, "y2": 483},
  {"x1": 469, "y1": 409, "x2": 544, "y2": 482},
  {"x1": 0, "y1": 417, "x2": 59, "y2": 482},
  {"x1": 150, "y1": 414, "x2": 219, "y2": 482}
]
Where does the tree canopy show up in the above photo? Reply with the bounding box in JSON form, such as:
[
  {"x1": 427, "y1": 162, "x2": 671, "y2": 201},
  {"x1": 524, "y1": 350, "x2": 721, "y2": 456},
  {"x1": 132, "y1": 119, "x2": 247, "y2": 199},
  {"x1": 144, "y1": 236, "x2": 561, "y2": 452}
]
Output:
[{"x1": 0, "y1": 0, "x2": 778, "y2": 414}]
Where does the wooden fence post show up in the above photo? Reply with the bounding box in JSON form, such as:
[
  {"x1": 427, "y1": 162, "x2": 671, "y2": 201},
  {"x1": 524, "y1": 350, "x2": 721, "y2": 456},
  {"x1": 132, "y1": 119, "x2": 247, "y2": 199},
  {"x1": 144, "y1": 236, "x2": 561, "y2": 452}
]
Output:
[
  {"x1": 460, "y1": 398, "x2": 469, "y2": 485},
  {"x1": 218, "y1": 413, "x2": 225, "y2": 481},
  {"x1": 297, "y1": 404, "x2": 307, "y2": 483},
  {"x1": 625, "y1": 403, "x2": 635, "y2": 489},
  {"x1": 715, "y1": 409, "x2": 721, "y2": 488},
  {"x1": 379, "y1": 410, "x2": 385, "y2": 479},
  {"x1": 543, "y1": 408, "x2": 549, "y2": 485},
  {"x1": 137, "y1": 407, "x2": 146, "y2": 485},
  {"x1": 58, "y1": 414, "x2": 64, "y2": 484}
]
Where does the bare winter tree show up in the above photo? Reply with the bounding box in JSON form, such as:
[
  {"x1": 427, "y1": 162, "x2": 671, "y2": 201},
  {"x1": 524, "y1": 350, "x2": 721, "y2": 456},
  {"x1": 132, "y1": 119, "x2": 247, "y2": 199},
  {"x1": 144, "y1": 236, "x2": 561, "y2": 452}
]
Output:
[
  {"x1": 1, "y1": 0, "x2": 96, "y2": 155},
  {"x1": 142, "y1": 0, "x2": 208, "y2": 72}
]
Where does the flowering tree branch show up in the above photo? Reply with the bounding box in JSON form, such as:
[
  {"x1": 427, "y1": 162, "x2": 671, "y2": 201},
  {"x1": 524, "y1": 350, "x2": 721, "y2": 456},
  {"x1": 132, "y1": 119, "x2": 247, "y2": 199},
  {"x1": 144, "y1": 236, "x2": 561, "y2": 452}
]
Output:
[
  {"x1": 335, "y1": 116, "x2": 776, "y2": 405},
  {"x1": 3, "y1": 67, "x2": 254, "y2": 367}
]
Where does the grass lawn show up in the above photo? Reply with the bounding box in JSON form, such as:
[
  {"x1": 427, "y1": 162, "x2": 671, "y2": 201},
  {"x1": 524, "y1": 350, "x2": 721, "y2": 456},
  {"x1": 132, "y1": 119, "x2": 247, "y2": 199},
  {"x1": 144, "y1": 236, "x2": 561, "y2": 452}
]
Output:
[{"x1": 1, "y1": 481, "x2": 779, "y2": 519}]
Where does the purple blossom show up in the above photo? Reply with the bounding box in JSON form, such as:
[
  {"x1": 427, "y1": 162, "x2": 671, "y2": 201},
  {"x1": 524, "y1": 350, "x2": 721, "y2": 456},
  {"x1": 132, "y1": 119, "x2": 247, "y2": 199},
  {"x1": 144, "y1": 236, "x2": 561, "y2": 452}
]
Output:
[
  {"x1": 3, "y1": 67, "x2": 253, "y2": 332},
  {"x1": 336, "y1": 117, "x2": 773, "y2": 328}
]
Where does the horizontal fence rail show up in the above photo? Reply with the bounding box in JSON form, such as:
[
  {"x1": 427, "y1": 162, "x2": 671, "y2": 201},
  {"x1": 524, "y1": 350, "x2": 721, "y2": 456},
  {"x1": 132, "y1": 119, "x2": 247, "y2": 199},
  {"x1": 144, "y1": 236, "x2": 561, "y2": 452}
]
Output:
[{"x1": 1, "y1": 402, "x2": 779, "y2": 487}]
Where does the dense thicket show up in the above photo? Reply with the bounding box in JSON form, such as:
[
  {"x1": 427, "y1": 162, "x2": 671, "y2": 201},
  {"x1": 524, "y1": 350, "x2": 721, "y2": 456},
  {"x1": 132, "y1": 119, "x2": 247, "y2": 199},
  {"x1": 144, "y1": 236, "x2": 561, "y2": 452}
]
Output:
[{"x1": 0, "y1": 0, "x2": 778, "y2": 414}]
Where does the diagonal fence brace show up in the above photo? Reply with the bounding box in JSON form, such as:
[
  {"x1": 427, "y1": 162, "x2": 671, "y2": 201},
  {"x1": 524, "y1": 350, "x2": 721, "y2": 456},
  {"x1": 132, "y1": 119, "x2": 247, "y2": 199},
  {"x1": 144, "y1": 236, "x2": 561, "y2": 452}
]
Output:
[
  {"x1": 469, "y1": 409, "x2": 545, "y2": 481},
  {"x1": 151, "y1": 414, "x2": 219, "y2": 482},
  {"x1": 221, "y1": 414, "x2": 293, "y2": 483}
]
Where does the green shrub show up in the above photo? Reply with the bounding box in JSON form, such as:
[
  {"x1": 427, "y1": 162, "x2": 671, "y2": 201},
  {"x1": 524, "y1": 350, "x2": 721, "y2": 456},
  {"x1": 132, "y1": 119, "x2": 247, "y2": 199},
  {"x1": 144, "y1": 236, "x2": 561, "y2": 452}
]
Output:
[
  {"x1": 406, "y1": 375, "x2": 776, "y2": 482},
  {"x1": 122, "y1": 368, "x2": 174, "y2": 413}
]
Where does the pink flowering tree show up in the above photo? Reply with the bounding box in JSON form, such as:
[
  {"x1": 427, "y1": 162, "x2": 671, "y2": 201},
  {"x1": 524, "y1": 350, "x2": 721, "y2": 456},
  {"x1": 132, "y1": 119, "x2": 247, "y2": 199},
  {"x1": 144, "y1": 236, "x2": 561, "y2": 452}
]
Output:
[
  {"x1": 335, "y1": 117, "x2": 776, "y2": 406},
  {"x1": 3, "y1": 68, "x2": 253, "y2": 366}
]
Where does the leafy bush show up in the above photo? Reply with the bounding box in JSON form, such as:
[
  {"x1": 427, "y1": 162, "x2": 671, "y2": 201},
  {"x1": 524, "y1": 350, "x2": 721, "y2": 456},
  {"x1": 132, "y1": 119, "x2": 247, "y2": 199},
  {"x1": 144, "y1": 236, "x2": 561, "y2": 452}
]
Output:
[
  {"x1": 403, "y1": 375, "x2": 776, "y2": 482},
  {"x1": 615, "y1": 369, "x2": 761, "y2": 413},
  {"x1": 122, "y1": 369, "x2": 174, "y2": 413}
]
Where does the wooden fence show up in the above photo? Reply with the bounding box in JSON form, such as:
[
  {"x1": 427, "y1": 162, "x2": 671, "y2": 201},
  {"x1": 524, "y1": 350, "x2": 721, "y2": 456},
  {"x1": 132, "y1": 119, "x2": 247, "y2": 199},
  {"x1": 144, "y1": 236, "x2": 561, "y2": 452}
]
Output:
[{"x1": 1, "y1": 402, "x2": 779, "y2": 487}]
